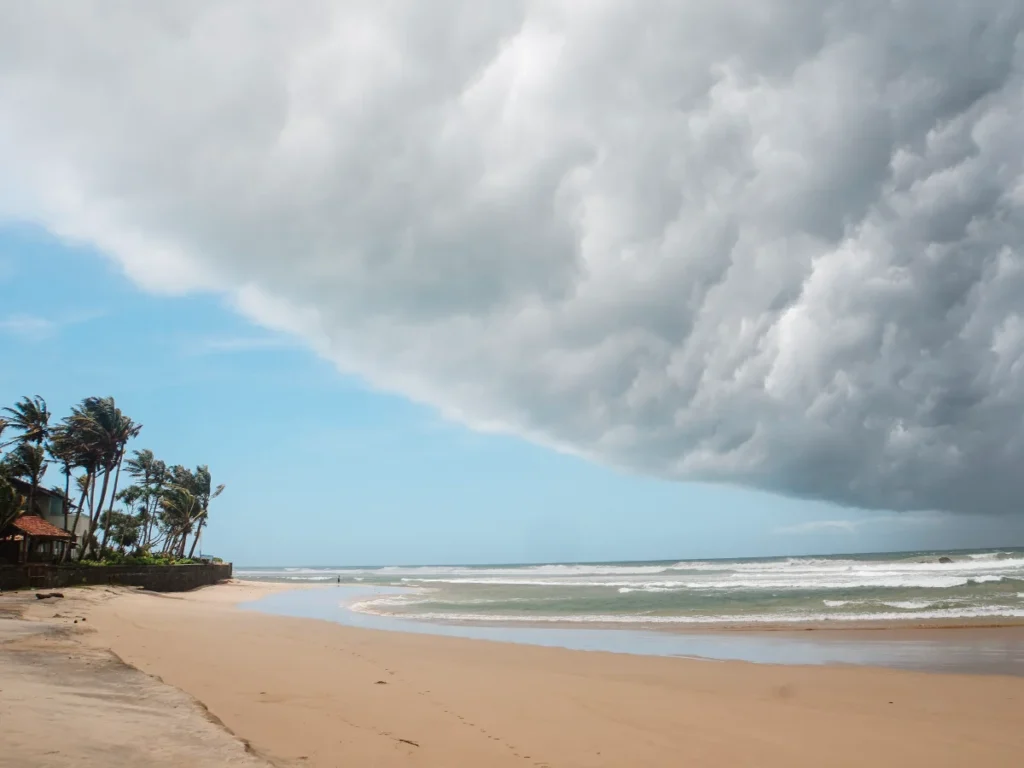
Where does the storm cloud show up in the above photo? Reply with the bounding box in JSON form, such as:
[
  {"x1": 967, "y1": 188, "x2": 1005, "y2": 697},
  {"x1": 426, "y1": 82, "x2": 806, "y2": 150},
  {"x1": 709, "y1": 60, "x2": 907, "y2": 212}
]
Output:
[{"x1": 1, "y1": 1, "x2": 1023, "y2": 515}]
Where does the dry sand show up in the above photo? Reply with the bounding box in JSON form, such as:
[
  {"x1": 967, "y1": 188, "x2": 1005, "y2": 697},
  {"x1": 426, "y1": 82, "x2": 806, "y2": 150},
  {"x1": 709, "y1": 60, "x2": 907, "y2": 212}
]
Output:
[
  {"x1": 0, "y1": 588, "x2": 272, "y2": 768},
  {"x1": 3, "y1": 581, "x2": 1023, "y2": 767}
]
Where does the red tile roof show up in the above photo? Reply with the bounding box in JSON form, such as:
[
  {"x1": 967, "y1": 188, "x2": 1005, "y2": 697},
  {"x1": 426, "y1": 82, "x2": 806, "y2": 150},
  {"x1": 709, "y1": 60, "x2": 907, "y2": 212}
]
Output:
[{"x1": 11, "y1": 515, "x2": 72, "y2": 539}]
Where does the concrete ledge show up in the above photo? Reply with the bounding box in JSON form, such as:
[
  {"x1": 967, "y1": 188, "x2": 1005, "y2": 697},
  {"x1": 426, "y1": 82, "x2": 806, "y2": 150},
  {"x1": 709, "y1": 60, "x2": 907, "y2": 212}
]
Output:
[{"x1": 0, "y1": 563, "x2": 232, "y2": 592}]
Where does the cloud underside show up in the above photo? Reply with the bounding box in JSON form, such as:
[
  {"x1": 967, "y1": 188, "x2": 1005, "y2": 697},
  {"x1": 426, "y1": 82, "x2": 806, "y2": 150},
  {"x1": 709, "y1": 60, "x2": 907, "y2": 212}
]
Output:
[{"x1": 1, "y1": 1, "x2": 1023, "y2": 515}]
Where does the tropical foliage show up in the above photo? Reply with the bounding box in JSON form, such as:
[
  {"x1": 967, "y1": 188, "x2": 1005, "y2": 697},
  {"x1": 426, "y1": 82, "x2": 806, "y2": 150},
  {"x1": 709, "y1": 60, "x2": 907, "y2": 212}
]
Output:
[{"x1": 0, "y1": 395, "x2": 224, "y2": 562}]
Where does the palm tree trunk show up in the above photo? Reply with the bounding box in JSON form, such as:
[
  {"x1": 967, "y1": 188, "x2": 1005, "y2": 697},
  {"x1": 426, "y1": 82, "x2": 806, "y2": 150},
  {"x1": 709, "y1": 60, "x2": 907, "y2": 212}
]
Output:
[
  {"x1": 60, "y1": 465, "x2": 72, "y2": 562},
  {"x1": 98, "y1": 451, "x2": 125, "y2": 555},
  {"x1": 145, "y1": 493, "x2": 159, "y2": 549},
  {"x1": 25, "y1": 462, "x2": 41, "y2": 516},
  {"x1": 79, "y1": 467, "x2": 109, "y2": 561},
  {"x1": 187, "y1": 518, "x2": 206, "y2": 560},
  {"x1": 26, "y1": 439, "x2": 43, "y2": 517},
  {"x1": 63, "y1": 481, "x2": 90, "y2": 564},
  {"x1": 62, "y1": 466, "x2": 71, "y2": 532},
  {"x1": 178, "y1": 525, "x2": 189, "y2": 558}
]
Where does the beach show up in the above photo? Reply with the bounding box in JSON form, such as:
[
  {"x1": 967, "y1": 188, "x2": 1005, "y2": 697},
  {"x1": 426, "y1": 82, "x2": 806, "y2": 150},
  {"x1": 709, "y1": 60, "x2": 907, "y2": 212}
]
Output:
[{"x1": 3, "y1": 581, "x2": 1023, "y2": 767}]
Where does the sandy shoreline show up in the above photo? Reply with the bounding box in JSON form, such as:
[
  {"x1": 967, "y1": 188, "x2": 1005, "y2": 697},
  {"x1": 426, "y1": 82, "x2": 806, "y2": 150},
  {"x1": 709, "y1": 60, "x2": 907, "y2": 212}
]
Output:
[{"x1": 4, "y1": 580, "x2": 1024, "y2": 766}]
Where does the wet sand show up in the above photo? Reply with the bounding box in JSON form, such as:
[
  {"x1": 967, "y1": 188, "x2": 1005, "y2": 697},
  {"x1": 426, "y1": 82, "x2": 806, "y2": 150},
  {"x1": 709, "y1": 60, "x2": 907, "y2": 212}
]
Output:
[{"x1": 3, "y1": 581, "x2": 1017, "y2": 767}]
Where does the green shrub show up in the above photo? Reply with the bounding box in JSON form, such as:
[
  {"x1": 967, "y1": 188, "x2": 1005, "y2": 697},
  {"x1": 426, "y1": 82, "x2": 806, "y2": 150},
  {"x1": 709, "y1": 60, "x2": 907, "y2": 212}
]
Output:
[{"x1": 77, "y1": 553, "x2": 198, "y2": 567}]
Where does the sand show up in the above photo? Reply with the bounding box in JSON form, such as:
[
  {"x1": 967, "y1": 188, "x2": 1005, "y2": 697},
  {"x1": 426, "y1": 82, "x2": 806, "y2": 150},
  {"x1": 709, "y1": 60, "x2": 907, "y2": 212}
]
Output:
[
  {"x1": 0, "y1": 590, "x2": 271, "y2": 768},
  {"x1": 3, "y1": 581, "x2": 1023, "y2": 767}
]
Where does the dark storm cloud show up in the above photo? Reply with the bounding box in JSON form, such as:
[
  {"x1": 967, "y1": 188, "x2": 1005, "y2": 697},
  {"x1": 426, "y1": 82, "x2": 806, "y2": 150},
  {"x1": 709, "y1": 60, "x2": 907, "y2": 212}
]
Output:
[{"x1": 1, "y1": 1, "x2": 1022, "y2": 514}]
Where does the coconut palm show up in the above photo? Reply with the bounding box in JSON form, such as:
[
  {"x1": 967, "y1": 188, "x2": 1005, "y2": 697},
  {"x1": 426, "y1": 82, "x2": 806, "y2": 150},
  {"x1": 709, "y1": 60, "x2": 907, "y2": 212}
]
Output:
[
  {"x1": 63, "y1": 472, "x2": 93, "y2": 563},
  {"x1": 2, "y1": 394, "x2": 227, "y2": 565},
  {"x1": 158, "y1": 465, "x2": 224, "y2": 559},
  {"x1": 158, "y1": 482, "x2": 199, "y2": 557},
  {"x1": 0, "y1": 464, "x2": 26, "y2": 533},
  {"x1": 184, "y1": 465, "x2": 224, "y2": 559},
  {"x1": 125, "y1": 449, "x2": 168, "y2": 550},
  {"x1": 48, "y1": 423, "x2": 80, "y2": 534},
  {"x1": 2, "y1": 442, "x2": 48, "y2": 515},
  {"x1": 114, "y1": 485, "x2": 147, "y2": 552},
  {"x1": 1, "y1": 395, "x2": 49, "y2": 446},
  {"x1": 54, "y1": 415, "x2": 106, "y2": 563},
  {"x1": 2, "y1": 396, "x2": 51, "y2": 519},
  {"x1": 67, "y1": 397, "x2": 141, "y2": 559}
]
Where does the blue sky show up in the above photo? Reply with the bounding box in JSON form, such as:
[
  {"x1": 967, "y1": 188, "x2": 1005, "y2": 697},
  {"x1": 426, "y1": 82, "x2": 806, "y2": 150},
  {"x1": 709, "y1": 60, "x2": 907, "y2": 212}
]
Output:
[{"x1": 3, "y1": 225, "x2": 1021, "y2": 566}]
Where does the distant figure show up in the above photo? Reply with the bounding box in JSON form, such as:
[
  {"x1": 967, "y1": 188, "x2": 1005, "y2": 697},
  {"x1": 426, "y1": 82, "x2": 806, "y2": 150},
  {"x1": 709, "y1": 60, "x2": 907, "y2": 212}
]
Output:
[{"x1": 337, "y1": 576, "x2": 341, "y2": 585}]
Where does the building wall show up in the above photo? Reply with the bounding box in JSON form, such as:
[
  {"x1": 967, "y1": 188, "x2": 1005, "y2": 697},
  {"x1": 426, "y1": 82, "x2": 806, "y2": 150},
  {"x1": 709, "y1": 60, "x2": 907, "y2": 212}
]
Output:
[
  {"x1": 26, "y1": 493, "x2": 91, "y2": 542},
  {"x1": 43, "y1": 495, "x2": 63, "y2": 517},
  {"x1": 41, "y1": 508, "x2": 90, "y2": 541}
]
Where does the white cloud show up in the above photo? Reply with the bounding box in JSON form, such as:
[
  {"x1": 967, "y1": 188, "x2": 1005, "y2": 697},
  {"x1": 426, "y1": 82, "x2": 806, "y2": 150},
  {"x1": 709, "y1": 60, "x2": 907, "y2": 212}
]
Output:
[
  {"x1": 190, "y1": 335, "x2": 294, "y2": 355},
  {"x1": 0, "y1": 309, "x2": 104, "y2": 343},
  {"x1": 0, "y1": 313, "x2": 57, "y2": 341},
  {"x1": 1, "y1": 2, "x2": 1023, "y2": 515}
]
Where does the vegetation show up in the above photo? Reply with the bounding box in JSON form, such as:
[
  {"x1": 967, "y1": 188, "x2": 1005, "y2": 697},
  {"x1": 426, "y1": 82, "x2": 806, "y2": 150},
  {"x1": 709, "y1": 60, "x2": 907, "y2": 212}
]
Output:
[{"x1": 0, "y1": 395, "x2": 224, "y2": 564}]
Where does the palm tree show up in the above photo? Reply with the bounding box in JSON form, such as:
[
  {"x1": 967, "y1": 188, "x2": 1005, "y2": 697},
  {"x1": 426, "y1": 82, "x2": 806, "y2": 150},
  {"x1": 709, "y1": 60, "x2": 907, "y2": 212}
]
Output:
[
  {"x1": 157, "y1": 465, "x2": 224, "y2": 559},
  {"x1": 115, "y1": 484, "x2": 146, "y2": 552},
  {"x1": 0, "y1": 486, "x2": 23, "y2": 533},
  {"x1": 48, "y1": 424, "x2": 79, "y2": 534},
  {"x1": 3, "y1": 442, "x2": 48, "y2": 515},
  {"x1": 125, "y1": 449, "x2": 168, "y2": 550},
  {"x1": 159, "y1": 482, "x2": 199, "y2": 558},
  {"x1": 186, "y1": 465, "x2": 224, "y2": 559},
  {"x1": 0, "y1": 469, "x2": 25, "y2": 533},
  {"x1": 55, "y1": 414, "x2": 105, "y2": 563},
  {"x1": 67, "y1": 397, "x2": 141, "y2": 560},
  {"x1": 2, "y1": 395, "x2": 49, "y2": 445},
  {"x1": 63, "y1": 473, "x2": 92, "y2": 563},
  {"x1": 2, "y1": 396, "x2": 50, "y2": 518}
]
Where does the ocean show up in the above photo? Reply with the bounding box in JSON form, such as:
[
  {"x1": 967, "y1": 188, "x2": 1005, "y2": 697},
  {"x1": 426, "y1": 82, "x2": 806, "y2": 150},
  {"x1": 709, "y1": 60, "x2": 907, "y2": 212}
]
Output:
[{"x1": 238, "y1": 548, "x2": 1024, "y2": 627}]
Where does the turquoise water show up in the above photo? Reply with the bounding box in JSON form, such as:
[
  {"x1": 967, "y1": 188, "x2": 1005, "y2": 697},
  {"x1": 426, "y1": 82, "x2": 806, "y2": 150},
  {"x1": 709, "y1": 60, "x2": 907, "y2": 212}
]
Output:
[
  {"x1": 243, "y1": 587, "x2": 1024, "y2": 675},
  {"x1": 238, "y1": 548, "x2": 1024, "y2": 626}
]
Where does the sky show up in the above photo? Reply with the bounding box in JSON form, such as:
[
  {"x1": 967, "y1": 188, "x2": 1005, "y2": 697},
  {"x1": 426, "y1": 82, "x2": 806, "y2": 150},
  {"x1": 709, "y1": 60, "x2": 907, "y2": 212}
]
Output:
[
  {"x1": 4, "y1": 226, "x2": 1023, "y2": 566},
  {"x1": 1, "y1": 3, "x2": 1024, "y2": 565}
]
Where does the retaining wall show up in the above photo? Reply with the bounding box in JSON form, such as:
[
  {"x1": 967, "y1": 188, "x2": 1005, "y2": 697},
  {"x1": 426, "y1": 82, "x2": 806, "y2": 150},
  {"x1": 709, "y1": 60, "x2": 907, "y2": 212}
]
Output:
[{"x1": 0, "y1": 563, "x2": 232, "y2": 592}]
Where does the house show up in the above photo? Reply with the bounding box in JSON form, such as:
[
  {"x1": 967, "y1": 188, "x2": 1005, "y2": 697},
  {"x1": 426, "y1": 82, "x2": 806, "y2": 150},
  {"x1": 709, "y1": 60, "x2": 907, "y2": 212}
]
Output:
[
  {"x1": 7, "y1": 478, "x2": 90, "y2": 544},
  {"x1": 0, "y1": 514, "x2": 73, "y2": 564}
]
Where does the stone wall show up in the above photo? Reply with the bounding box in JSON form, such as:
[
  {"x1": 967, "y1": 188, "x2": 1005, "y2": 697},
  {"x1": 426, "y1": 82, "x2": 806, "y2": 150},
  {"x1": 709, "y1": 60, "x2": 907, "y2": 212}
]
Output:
[{"x1": 0, "y1": 563, "x2": 232, "y2": 592}]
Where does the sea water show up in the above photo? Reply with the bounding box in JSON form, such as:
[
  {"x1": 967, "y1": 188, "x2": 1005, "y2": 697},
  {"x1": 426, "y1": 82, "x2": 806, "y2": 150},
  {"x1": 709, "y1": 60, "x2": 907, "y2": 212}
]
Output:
[{"x1": 238, "y1": 548, "x2": 1024, "y2": 627}]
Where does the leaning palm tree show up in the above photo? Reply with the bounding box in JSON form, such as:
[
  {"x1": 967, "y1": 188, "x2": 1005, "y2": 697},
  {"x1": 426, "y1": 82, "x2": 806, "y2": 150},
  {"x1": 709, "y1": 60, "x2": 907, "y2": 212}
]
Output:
[
  {"x1": 55, "y1": 413, "x2": 106, "y2": 563},
  {"x1": 2, "y1": 442, "x2": 48, "y2": 515},
  {"x1": 48, "y1": 424, "x2": 80, "y2": 534},
  {"x1": 2, "y1": 395, "x2": 50, "y2": 446},
  {"x1": 115, "y1": 484, "x2": 146, "y2": 552},
  {"x1": 185, "y1": 466, "x2": 224, "y2": 559},
  {"x1": 68, "y1": 397, "x2": 141, "y2": 560},
  {"x1": 125, "y1": 449, "x2": 168, "y2": 550},
  {"x1": 0, "y1": 472, "x2": 25, "y2": 533},
  {"x1": 159, "y1": 483, "x2": 199, "y2": 558},
  {"x1": 2, "y1": 396, "x2": 50, "y2": 518},
  {"x1": 63, "y1": 472, "x2": 93, "y2": 563}
]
